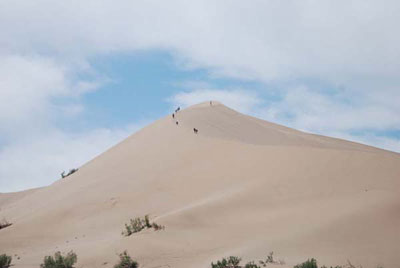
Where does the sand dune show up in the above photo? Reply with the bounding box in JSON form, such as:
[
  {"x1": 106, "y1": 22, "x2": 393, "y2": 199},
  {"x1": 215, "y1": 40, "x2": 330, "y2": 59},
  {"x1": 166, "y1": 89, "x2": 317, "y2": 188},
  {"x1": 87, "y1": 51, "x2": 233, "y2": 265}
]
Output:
[{"x1": 1, "y1": 102, "x2": 399, "y2": 268}]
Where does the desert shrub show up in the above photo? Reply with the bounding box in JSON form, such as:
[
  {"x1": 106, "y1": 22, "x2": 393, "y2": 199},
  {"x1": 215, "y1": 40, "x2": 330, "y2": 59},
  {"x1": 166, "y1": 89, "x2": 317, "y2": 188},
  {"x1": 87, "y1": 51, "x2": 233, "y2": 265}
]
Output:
[
  {"x1": 122, "y1": 216, "x2": 164, "y2": 236},
  {"x1": 123, "y1": 223, "x2": 133, "y2": 236},
  {"x1": 130, "y1": 218, "x2": 146, "y2": 233},
  {"x1": 0, "y1": 254, "x2": 12, "y2": 268},
  {"x1": 40, "y1": 251, "x2": 77, "y2": 268},
  {"x1": 122, "y1": 217, "x2": 146, "y2": 236},
  {"x1": 211, "y1": 256, "x2": 242, "y2": 268},
  {"x1": 151, "y1": 222, "x2": 165, "y2": 231},
  {"x1": 245, "y1": 261, "x2": 260, "y2": 268},
  {"x1": 114, "y1": 251, "x2": 138, "y2": 268},
  {"x1": 259, "y1": 252, "x2": 276, "y2": 267},
  {"x1": 61, "y1": 168, "x2": 79, "y2": 179},
  {"x1": 0, "y1": 219, "x2": 12, "y2": 230},
  {"x1": 294, "y1": 259, "x2": 318, "y2": 268},
  {"x1": 211, "y1": 253, "x2": 288, "y2": 268}
]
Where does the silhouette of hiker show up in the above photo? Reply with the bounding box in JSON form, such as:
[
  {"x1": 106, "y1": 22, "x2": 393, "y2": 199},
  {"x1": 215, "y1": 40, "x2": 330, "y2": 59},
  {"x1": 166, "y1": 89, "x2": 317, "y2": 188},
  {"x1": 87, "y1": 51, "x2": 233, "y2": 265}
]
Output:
[
  {"x1": 193, "y1": 128, "x2": 198, "y2": 134},
  {"x1": 175, "y1": 107, "x2": 180, "y2": 113},
  {"x1": 176, "y1": 121, "x2": 179, "y2": 125},
  {"x1": 172, "y1": 113, "x2": 175, "y2": 119}
]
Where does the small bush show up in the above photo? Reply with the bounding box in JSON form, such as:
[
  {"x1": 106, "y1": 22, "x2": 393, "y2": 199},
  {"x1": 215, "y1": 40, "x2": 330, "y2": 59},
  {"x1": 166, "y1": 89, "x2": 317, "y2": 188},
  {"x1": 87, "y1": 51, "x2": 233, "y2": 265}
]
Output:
[
  {"x1": 245, "y1": 261, "x2": 260, "y2": 268},
  {"x1": 259, "y1": 252, "x2": 276, "y2": 267},
  {"x1": 61, "y1": 168, "x2": 78, "y2": 179},
  {"x1": 211, "y1": 253, "x2": 286, "y2": 268},
  {"x1": 151, "y1": 222, "x2": 165, "y2": 231},
  {"x1": 294, "y1": 259, "x2": 318, "y2": 268},
  {"x1": 122, "y1": 218, "x2": 145, "y2": 236},
  {"x1": 0, "y1": 219, "x2": 12, "y2": 230},
  {"x1": 40, "y1": 251, "x2": 77, "y2": 268},
  {"x1": 211, "y1": 256, "x2": 242, "y2": 268},
  {"x1": 114, "y1": 251, "x2": 138, "y2": 268},
  {"x1": 0, "y1": 254, "x2": 12, "y2": 268},
  {"x1": 122, "y1": 216, "x2": 164, "y2": 236}
]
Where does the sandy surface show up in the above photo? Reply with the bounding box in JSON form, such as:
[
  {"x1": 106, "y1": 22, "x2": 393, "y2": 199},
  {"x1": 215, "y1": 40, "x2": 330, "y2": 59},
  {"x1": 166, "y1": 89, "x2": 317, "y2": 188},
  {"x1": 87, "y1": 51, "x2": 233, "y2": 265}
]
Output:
[{"x1": 1, "y1": 102, "x2": 399, "y2": 268}]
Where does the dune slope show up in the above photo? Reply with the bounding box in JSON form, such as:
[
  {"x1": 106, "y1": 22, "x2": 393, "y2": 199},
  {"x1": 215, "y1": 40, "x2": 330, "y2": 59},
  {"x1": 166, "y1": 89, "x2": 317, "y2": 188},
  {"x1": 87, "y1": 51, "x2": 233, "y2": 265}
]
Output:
[{"x1": 1, "y1": 102, "x2": 399, "y2": 268}]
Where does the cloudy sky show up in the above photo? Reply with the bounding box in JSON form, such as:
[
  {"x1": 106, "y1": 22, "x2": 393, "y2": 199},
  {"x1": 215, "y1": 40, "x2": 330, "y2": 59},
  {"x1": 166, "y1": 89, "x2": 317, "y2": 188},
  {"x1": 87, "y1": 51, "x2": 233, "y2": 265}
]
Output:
[{"x1": 1, "y1": 0, "x2": 399, "y2": 192}]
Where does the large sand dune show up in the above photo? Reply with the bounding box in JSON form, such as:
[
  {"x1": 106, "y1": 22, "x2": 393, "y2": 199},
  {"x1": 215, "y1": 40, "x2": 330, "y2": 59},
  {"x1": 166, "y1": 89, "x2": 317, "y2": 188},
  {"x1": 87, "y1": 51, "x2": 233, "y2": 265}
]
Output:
[{"x1": 1, "y1": 102, "x2": 399, "y2": 268}]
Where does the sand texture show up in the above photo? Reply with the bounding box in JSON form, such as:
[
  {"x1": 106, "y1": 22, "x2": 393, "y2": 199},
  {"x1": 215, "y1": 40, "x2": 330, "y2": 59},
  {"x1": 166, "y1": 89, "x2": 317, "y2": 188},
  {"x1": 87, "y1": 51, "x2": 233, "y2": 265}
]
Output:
[{"x1": 1, "y1": 102, "x2": 399, "y2": 268}]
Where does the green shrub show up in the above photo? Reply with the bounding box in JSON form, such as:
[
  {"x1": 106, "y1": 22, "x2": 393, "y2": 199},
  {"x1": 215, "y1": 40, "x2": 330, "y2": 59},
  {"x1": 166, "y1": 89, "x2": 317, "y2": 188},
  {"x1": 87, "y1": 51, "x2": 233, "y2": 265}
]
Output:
[
  {"x1": 0, "y1": 254, "x2": 12, "y2": 268},
  {"x1": 211, "y1": 253, "x2": 286, "y2": 268},
  {"x1": 40, "y1": 251, "x2": 77, "y2": 268},
  {"x1": 122, "y1": 217, "x2": 146, "y2": 236},
  {"x1": 245, "y1": 261, "x2": 260, "y2": 268},
  {"x1": 211, "y1": 256, "x2": 242, "y2": 268},
  {"x1": 114, "y1": 251, "x2": 138, "y2": 268},
  {"x1": 122, "y1": 216, "x2": 164, "y2": 236},
  {"x1": 294, "y1": 259, "x2": 318, "y2": 268}
]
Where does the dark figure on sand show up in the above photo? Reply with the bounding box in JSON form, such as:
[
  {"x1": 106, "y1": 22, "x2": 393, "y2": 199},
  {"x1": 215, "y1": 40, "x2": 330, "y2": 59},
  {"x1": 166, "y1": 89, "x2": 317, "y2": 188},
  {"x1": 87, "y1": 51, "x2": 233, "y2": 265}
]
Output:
[{"x1": 193, "y1": 128, "x2": 198, "y2": 134}]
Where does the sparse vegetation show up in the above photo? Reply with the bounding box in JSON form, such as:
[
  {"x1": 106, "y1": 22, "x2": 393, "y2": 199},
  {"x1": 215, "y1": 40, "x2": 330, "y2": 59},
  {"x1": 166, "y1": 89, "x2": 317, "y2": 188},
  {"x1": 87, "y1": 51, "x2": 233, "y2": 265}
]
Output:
[
  {"x1": 122, "y1": 217, "x2": 145, "y2": 236},
  {"x1": 113, "y1": 251, "x2": 138, "y2": 268},
  {"x1": 40, "y1": 251, "x2": 77, "y2": 268},
  {"x1": 212, "y1": 256, "x2": 242, "y2": 268},
  {"x1": 0, "y1": 254, "x2": 12, "y2": 268},
  {"x1": 151, "y1": 222, "x2": 164, "y2": 231},
  {"x1": 61, "y1": 168, "x2": 78, "y2": 179},
  {"x1": 259, "y1": 252, "x2": 276, "y2": 267},
  {"x1": 144, "y1": 215, "x2": 151, "y2": 228},
  {"x1": 211, "y1": 253, "x2": 286, "y2": 268},
  {"x1": 122, "y1": 215, "x2": 164, "y2": 236},
  {"x1": 294, "y1": 259, "x2": 318, "y2": 268},
  {"x1": 0, "y1": 219, "x2": 12, "y2": 230},
  {"x1": 244, "y1": 261, "x2": 260, "y2": 268},
  {"x1": 210, "y1": 256, "x2": 360, "y2": 268}
]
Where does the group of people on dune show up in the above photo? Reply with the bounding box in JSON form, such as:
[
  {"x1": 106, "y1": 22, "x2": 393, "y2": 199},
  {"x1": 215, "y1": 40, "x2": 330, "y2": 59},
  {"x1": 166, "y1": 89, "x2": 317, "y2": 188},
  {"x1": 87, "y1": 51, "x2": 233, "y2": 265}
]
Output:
[{"x1": 172, "y1": 101, "x2": 213, "y2": 134}]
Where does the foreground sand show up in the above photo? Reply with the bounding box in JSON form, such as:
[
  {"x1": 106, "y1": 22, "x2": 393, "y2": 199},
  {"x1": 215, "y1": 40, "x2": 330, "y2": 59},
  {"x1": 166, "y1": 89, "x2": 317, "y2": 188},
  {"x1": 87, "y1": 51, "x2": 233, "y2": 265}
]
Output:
[{"x1": 1, "y1": 102, "x2": 399, "y2": 268}]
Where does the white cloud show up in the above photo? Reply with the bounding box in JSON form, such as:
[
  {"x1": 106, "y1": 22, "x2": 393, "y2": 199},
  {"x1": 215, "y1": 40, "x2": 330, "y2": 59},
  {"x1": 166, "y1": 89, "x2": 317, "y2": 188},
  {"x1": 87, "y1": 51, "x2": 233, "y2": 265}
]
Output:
[
  {"x1": 0, "y1": 54, "x2": 140, "y2": 192},
  {"x1": 0, "y1": 55, "x2": 104, "y2": 137},
  {"x1": 0, "y1": 56, "x2": 66, "y2": 133},
  {"x1": 259, "y1": 86, "x2": 400, "y2": 133},
  {"x1": 1, "y1": 1, "x2": 399, "y2": 82},
  {"x1": 260, "y1": 86, "x2": 400, "y2": 152}
]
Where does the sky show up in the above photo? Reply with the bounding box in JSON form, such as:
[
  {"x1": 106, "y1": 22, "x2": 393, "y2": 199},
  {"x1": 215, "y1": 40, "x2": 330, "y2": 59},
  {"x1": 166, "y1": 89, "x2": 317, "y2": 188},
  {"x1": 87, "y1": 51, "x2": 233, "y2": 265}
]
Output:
[{"x1": 1, "y1": 0, "x2": 400, "y2": 192}]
